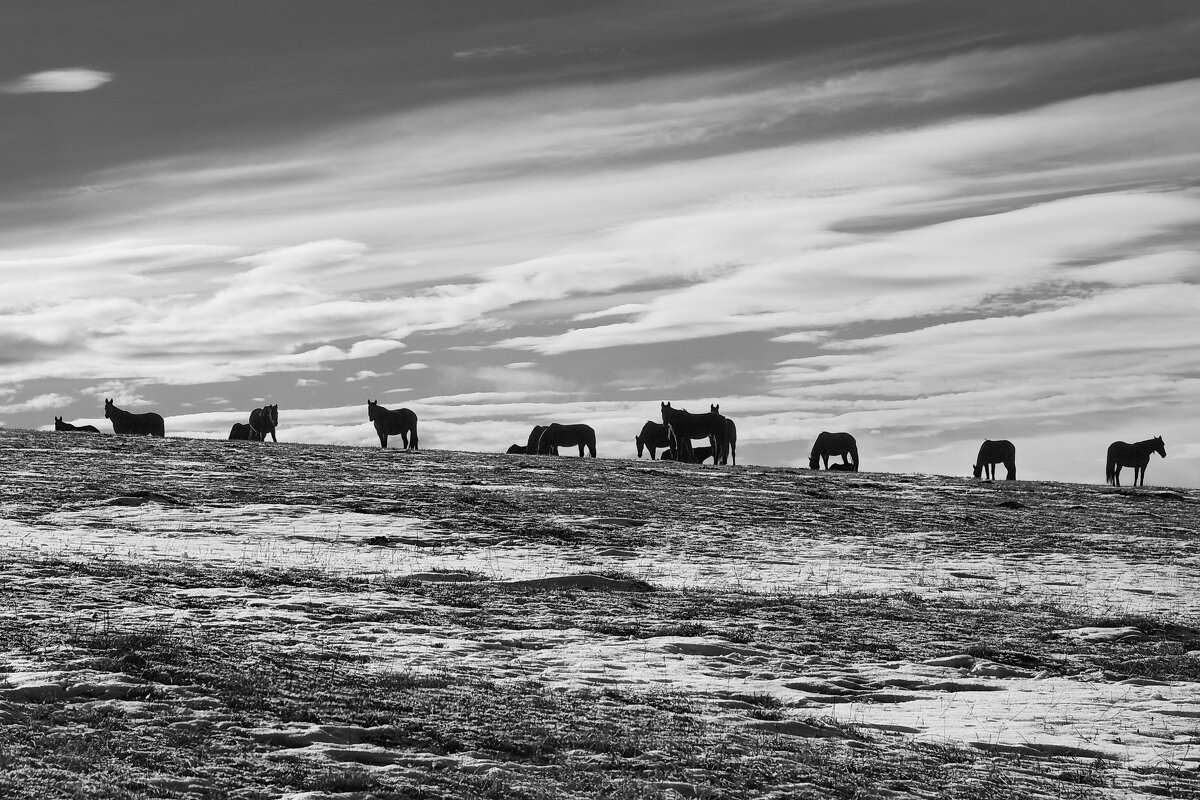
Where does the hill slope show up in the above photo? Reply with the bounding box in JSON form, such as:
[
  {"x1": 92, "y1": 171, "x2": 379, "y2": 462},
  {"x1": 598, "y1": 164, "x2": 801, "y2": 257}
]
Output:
[{"x1": 1, "y1": 429, "x2": 1198, "y2": 799}]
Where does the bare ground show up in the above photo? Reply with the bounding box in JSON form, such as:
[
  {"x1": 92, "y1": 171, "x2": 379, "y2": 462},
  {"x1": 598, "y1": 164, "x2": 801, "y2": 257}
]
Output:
[{"x1": 1, "y1": 428, "x2": 1198, "y2": 799}]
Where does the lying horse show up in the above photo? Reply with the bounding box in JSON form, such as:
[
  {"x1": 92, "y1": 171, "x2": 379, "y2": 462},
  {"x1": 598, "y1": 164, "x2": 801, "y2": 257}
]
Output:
[
  {"x1": 104, "y1": 399, "x2": 165, "y2": 437},
  {"x1": 537, "y1": 423, "x2": 597, "y2": 457},
  {"x1": 827, "y1": 462, "x2": 855, "y2": 472},
  {"x1": 249, "y1": 404, "x2": 278, "y2": 442},
  {"x1": 506, "y1": 444, "x2": 527, "y2": 454},
  {"x1": 974, "y1": 439, "x2": 1016, "y2": 481},
  {"x1": 809, "y1": 431, "x2": 857, "y2": 471},
  {"x1": 367, "y1": 400, "x2": 419, "y2": 450},
  {"x1": 1106, "y1": 436, "x2": 1165, "y2": 487},
  {"x1": 709, "y1": 405, "x2": 737, "y2": 465},
  {"x1": 229, "y1": 422, "x2": 262, "y2": 441},
  {"x1": 658, "y1": 445, "x2": 714, "y2": 464},
  {"x1": 54, "y1": 416, "x2": 99, "y2": 433},
  {"x1": 635, "y1": 421, "x2": 672, "y2": 460},
  {"x1": 661, "y1": 402, "x2": 726, "y2": 464}
]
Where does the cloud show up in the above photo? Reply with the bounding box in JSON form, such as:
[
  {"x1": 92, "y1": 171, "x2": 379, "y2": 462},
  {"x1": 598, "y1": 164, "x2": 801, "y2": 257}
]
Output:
[
  {"x1": 1, "y1": 68, "x2": 112, "y2": 94},
  {"x1": 0, "y1": 393, "x2": 74, "y2": 414}
]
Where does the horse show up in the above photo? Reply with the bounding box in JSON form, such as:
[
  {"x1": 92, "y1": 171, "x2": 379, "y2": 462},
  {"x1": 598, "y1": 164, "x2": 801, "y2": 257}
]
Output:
[
  {"x1": 809, "y1": 431, "x2": 857, "y2": 471},
  {"x1": 635, "y1": 421, "x2": 672, "y2": 460},
  {"x1": 104, "y1": 399, "x2": 165, "y2": 437},
  {"x1": 660, "y1": 444, "x2": 714, "y2": 464},
  {"x1": 827, "y1": 462, "x2": 855, "y2": 472},
  {"x1": 525, "y1": 424, "x2": 556, "y2": 455},
  {"x1": 367, "y1": 400, "x2": 419, "y2": 450},
  {"x1": 229, "y1": 422, "x2": 262, "y2": 441},
  {"x1": 1106, "y1": 436, "x2": 1165, "y2": 487},
  {"x1": 54, "y1": 416, "x2": 99, "y2": 433},
  {"x1": 973, "y1": 439, "x2": 1016, "y2": 481},
  {"x1": 249, "y1": 404, "x2": 278, "y2": 442},
  {"x1": 537, "y1": 423, "x2": 597, "y2": 457},
  {"x1": 709, "y1": 405, "x2": 737, "y2": 465},
  {"x1": 506, "y1": 444, "x2": 527, "y2": 454},
  {"x1": 661, "y1": 402, "x2": 727, "y2": 464}
]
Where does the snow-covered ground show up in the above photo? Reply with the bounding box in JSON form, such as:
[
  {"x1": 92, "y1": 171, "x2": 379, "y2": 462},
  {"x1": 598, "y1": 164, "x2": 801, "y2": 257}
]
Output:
[{"x1": 1, "y1": 429, "x2": 1197, "y2": 798}]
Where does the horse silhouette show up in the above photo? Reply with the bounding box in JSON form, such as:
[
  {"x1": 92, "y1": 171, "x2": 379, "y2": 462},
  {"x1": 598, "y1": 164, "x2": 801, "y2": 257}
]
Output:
[
  {"x1": 537, "y1": 423, "x2": 597, "y2": 457},
  {"x1": 1106, "y1": 436, "x2": 1165, "y2": 486},
  {"x1": 249, "y1": 404, "x2": 278, "y2": 442},
  {"x1": 367, "y1": 400, "x2": 419, "y2": 450},
  {"x1": 809, "y1": 431, "x2": 857, "y2": 471},
  {"x1": 660, "y1": 444, "x2": 714, "y2": 464},
  {"x1": 973, "y1": 440, "x2": 1016, "y2": 481},
  {"x1": 661, "y1": 403, "x2": 727, "y2": 464},
  {"x1": 826, "y1": 462, "x2": 855, "y2": 472},
  {"x1": 229, "y1": 422, "x2": 262, "y2": 441},
  {"x1": 506, "y1": 444, "x2": 527, "y2": 454},
  {"x1": 525, "y1": 425, "x2": 558, "y2": 455},
  {"x1": 635, "y1": 421, "x2": 672, "y2": 460},
  {"x1": 709, "y1": 405, "x2": 737, "y2": 465},
  {"x1": 104, "y1": 399, "x2": 165, "y2": 437},
  {"x1": 54, "y1": 416, "x2": 99, "y2": 433}
]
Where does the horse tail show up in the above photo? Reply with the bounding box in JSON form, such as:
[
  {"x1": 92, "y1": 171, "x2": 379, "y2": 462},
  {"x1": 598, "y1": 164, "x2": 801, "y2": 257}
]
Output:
[
  {"x1": 850, "y1": 444, "x2": 859, "y2": 472},
  {"x1": 409, "y1": 420, "x2": 419, "y2": 451},
  {"x1": 1105, "y1": 457, "x2": 1114, "y2": 485},
  {"x1": 635, "y1": 435, "x2": 644, "y2": 458},
  {"x1": 588, "y1": 428, "x2": 597, "y2": 458}
]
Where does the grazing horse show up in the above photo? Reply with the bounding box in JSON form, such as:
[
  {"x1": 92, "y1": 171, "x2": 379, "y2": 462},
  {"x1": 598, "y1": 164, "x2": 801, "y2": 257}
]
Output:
[
  {"x1": 635, "y1": 421, "x2": 672, "y2": 460},
  {"x1": 104, "y1": 399, "x2": 165, "y2": 437},
  {"x1": 367, "y1": 400, "x2": 419, "y2": 450},
  {"x1": 1106, "y1": 436, "x2": 1165, "y2": 487},
  {"x1": 973, "y1": 440, "x2": 1016, "y2": 481},
  {"x1": 809, "y1": 431, "x2": 858, "y2": 471},
  {"x1": 709, "y1": 405, "x2": 737, "y2": 466},
  {"x1": 506, "y1": 444, "x2": 527, "y2": 454},
  {"x1": 525, "y1": 425, "x2": 559, "y2": 455},
  {"x1": 537, "y1": 423, "x2": 597, "y2": 457},
  {"x1": 54, "y1": 416, "x2": 100, "y2": 433},
  {"x1": 229, "y1": 422, "x2": 262, "y2": 441},
  {"x1": 661, "y1": 403, "x2": 727, "y2": 465},
  {"x1": 249, "y1": 404, "x2": 278, "y2": 442}
]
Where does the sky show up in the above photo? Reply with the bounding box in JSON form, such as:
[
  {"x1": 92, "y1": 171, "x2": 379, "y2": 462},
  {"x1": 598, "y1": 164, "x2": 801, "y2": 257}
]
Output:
[{"x1": 2, "y1": 0, "x2": 1199, "y2": 487}]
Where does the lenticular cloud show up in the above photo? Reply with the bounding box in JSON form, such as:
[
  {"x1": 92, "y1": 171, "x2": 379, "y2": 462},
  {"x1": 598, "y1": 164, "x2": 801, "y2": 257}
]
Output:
[{"x1": 1, "y1": 68, "x2": 112, "y2": 94}]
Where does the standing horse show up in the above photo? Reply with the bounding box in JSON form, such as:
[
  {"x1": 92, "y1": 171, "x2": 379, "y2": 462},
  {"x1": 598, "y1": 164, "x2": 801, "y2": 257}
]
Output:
[
  {"x1": 104, "y1": 399, "x2": 165, "y2": 437},
  {"x1": 249, "y1": 404, "x2": 278, "y2": 442},
  {"x1": 229, "y1": 422, "x2": 262, "y2": 441},
  {"x1": 709, "y1": 405, "x2": 737, "y2": 465},
  {"x1": 973, "y1": 440, "x2": 1016, "y2": 481},
  {"x1": 661, "y1": 402, "x2": 727, "y2": 464},
  {"x1": 1106, "y1": 436, "x2": 1165, "y2": 487},
  {"x1": 367, "y1": 400, "x2": 419, "y2": 450},
  {"x1": 635, "y1": 421, "x2": 672, "y2": 460},
  {"x1": 54, "y1": 416, "x2": 99, "y2": 433},
  {"x1": 537, "y1": 423, "x2": 597, "y2": 457},
  {"x1": 809, "y1": 431, "x2": 857, "y2": 471}
]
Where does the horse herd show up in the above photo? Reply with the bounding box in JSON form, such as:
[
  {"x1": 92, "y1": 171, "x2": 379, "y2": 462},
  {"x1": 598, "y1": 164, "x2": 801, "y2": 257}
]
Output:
[{"x1": 50, "y1": 400, "x2": 1169, "y2": 486}]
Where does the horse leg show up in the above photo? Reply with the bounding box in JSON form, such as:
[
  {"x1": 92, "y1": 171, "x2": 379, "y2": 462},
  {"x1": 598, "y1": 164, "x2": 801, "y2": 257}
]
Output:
[
  {"x1": 1112, "y1": 465, "x2": 1121, "y2": 486},
  {"x1": 377, "y1": 430, "x2": 388, "y2": 449},
  {"x1": 1005, "y1": 460, "x2": 1015, "y2": 481},
  {"x1": 400, "y1": 431, "x2": 410, "y2": 450}
]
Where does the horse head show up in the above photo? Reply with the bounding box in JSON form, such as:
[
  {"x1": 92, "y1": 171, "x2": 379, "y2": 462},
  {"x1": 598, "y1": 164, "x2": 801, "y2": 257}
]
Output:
[
  {"x1": 808, "y1": 454, "x2": 820, "y2": 470},
  {"x1": 367, "y1": 399, "x2": 378, "y2": 421},
  {"x1": 1155, "y1": 435, "x2": 1166, "y2": 457},
  {"x1": 972, "y1": 463, "x2": 983, "y2": 479},
  {"x1": 635, "y1": 435, "x2": 645, "y2": 458},
  {"x1": 710, "y1": 404, "x2": 719, "y2": 414},
  {"x1": 104, "y1": 398, "x2": 114, "y2": 418}
]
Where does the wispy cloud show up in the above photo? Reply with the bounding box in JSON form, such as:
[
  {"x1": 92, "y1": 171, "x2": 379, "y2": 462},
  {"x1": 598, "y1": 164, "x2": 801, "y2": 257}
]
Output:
[{"x1": 1, "y1": 68, "x2": 112, "y2": 94}]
